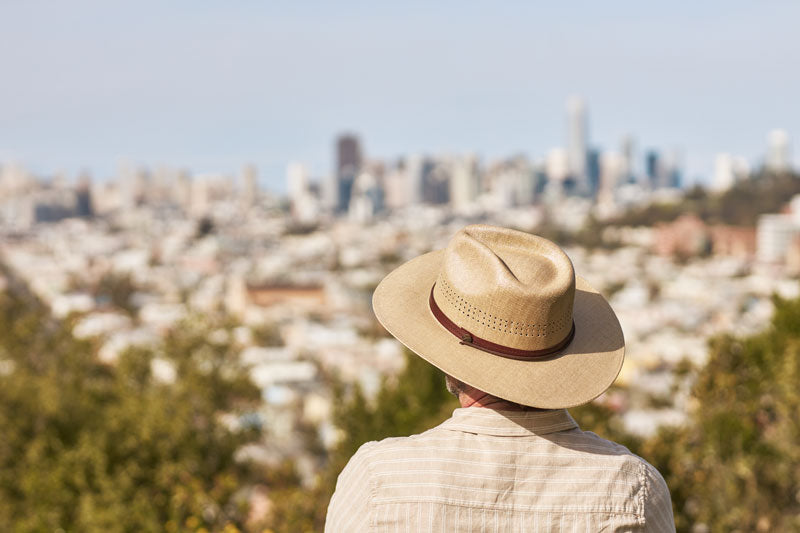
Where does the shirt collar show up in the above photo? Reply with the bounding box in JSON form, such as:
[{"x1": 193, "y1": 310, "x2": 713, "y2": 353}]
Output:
[{"x1": 439, "y1": 407, "x2": 578, "y2": 437}]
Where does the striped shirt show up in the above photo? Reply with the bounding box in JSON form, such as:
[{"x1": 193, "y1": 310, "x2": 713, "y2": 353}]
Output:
[{"x1": 325, "y1": 407, "x2": 675, "y2": 532}]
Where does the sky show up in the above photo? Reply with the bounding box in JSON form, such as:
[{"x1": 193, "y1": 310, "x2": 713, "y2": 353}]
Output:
[{"x1": 1, "y1": 1, "x2": 798, "y2": 192}]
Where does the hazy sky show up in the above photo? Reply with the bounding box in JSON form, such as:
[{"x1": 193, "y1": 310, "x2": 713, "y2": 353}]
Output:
[{"x1": 1, "y1": 1, "x2": 798, "y2": 191}]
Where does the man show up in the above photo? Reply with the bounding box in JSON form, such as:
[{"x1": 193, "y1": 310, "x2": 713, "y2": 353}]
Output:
[{"x1": 326, "y1": 225, "x2": 675, "y2": 532}]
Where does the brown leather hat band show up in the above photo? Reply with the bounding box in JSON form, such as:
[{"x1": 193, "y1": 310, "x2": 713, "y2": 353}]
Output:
[{"x1": 429, "y1": 284, "x2": 575, "y2": 361}]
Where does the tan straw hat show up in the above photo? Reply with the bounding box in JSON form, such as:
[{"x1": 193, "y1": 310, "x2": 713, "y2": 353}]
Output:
[{"x1": 373, "y1": 224, "x2": 625, "y2": 409}]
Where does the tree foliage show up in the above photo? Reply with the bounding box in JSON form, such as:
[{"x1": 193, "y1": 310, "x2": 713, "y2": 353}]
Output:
[
  {"x1": 607, "y1": 171, "x2": 800, "y2": 228},
  {"x1": 0, "y1": 283, "x2": 261, "y2": 533},
  {"x1": 642, "y1": 294, "x2": 800, "y2": 532},
  {"x1": 4, "y1": 259, "x2": 800, "y2": 532}
]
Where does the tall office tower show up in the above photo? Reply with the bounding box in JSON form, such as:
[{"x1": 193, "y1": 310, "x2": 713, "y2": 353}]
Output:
[
  {"x1": 663, "y1": 149, "x2": 683, "y2": 189},
  {"x1": 241, "y1": 164, "x2": 258, "y2": 208},
  {"x1": 449, "y1": 154, "x2": 480, "y2": 211},
  {"x1": 566, "y1": 96, "x2": 589, "y2": 195},
  {"x1": 422, "y1": 160, "x2": 450, "y2": 205},
  {"x1": 335, "y1": 134, "x2": 363, "y2": 212},
  {"x1": 620, "y1": 135, "x2": 637, "y2": 185},
  {"x1": 587, "y1": 149, "x2": 601, "y2": 198},
  {"x1": 75, "y1": 173, "x2": 94, "y2": 217},
  {"x1": 645, "y1": 150, "x2": 661, "y2": 189},
  {"x1": 766, "y1": 129, "x2": 791, "y2": 172}
]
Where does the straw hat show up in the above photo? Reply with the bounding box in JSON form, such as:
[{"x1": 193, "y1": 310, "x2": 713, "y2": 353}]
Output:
[{"x1": 373, "y1": 224, "x2": 624, "y2": 409}]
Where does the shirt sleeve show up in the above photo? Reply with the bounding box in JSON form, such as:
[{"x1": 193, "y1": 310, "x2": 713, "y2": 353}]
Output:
[
  {"x1": 325, "y1": 442, "x2": 375, "y2": 532},
  {"x1": 643, "y1": 463, "x2": 676, "y2": 532}
]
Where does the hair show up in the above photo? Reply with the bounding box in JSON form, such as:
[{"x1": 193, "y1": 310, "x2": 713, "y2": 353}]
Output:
[
  {"x1": 444, "y1": 374, "x2": 468, "y2": 397},
  {"x1": 444, "y1": 374, "x2": 543, "y2": 411}
]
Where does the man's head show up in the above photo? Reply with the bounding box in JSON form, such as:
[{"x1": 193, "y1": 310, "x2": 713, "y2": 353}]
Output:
[{"x1": 373, "y1": 224, "x2": 625, "y2": 409}]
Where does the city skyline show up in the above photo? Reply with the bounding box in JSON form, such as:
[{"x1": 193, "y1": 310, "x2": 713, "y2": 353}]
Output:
[{"x1": 2, "y1": 1, "x2": 799, "y2": 190}]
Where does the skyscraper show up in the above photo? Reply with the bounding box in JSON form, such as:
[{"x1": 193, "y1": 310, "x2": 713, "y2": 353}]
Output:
[
  {"x1": 645, "y1": 150, "x2": 661, "y2": 189},
  {"x1": 586, "y1": 149, "x2": 601, "y2": 197},
  {"x1": 335, "y1": 134, "x2": 363, "y2": 213},
  {"x1": 75, "y1": 173, "x2": 94, "y2": 217},
  {"x1": 620, "y1": 135, "x2": 636, "y2": 185},
  {"x1": 566, "y1": 96, "x2": 589, "y2": 195}
]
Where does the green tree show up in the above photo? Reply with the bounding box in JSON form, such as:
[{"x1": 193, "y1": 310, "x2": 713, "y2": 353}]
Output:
[
  {"x1": 642, "y1": 294, "x2": 800, "y2": 532},
  {"x1": 0, "y1": 283, "x2": 261, "y2": 533}
]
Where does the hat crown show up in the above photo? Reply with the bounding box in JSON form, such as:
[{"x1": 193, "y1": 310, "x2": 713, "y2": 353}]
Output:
[{"x1": 433, "y1": 225, "x2": 575, "y2": 351}]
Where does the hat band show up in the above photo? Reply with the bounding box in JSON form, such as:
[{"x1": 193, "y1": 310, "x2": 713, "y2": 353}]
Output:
[{"x1": 429, "y1": 284, "x2": 575, "y2": 361}]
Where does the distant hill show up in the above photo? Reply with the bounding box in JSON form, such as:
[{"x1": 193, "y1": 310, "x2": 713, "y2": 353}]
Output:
[{"x1": 608, "y1": 170, "x2": 800, "y2": 228}]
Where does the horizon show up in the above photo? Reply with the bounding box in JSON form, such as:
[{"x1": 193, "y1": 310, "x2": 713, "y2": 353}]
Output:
[{"x1": 2, "y1": 1, "x2": 798, "y2": 192}]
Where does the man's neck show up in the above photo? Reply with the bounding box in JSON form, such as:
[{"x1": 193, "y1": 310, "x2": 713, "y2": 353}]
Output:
[{"x1": 457, "y1": 389, "x2": 547, "y2": 412}]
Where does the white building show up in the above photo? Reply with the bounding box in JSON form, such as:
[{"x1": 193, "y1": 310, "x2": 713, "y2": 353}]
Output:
[
  {"x1": 766, "y1": 129, "x2": 791, "y2": 172},
  {"x1": 712, "y1": 154, "x2": 749, "y2": 192},
  {"x1": 449, "y1": 154, "x2": 479, "y2": 212},
  {"x1": 756, "y1": 213, "x2": 800, "y2": 264}
]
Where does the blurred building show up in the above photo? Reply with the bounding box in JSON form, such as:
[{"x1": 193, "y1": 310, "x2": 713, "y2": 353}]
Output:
[
  {"x1": 334, "y1": 134, "x2": 363, "y2": 213},
  {"x1": 757, "y1": 213, "x2": 800, "y2": 264},
  {"x1": 654, "y1": 215, "x2": 710, "y2": 257},
  {"x1": 566, "y1": 96, "x2": 589, "y2": 195},
  {"x1": 710, "y1": 225, "x2": 756, "y2": 259},
  {"x1": 620, "y1": 135, "x2": 636, "y2": 186},
  {"x1": 655, "y1": 214, "x2": 757, "y2": 259},
  {"x1": 597, "y1": 152, "x2": 624, "y2": 206},
  {"x1": 587, "y1": 148, "x2": 601, "y2": 197},
  {"x1": 422, "y1": 160, "x2": 449, "y2": 205},
  {"x1": 405, "y1": 155, "x2": 427, "y2": 206},
  {"x1": 544, "y1": 147, "x2": 569, "y2": 202},
  {"x1": 645, "y1": 150, "x2": 661, "y2": 190},
  {"x1": 241, "y1": 164, "x2": 259, "y2": 208},
  {"x1": 287, "y1": 162, "x2": 308, "y2": 203},
  {"x1": 349, "y1": 165, "x2": 384, "y2": 223},
  {"x1": 712, "y1": 153, "x2": 750, "y2": 192},
  {"x1": 766, "y1": 129, "x2": 791, "y2": 172},
  {"x1": 0, "y1": 162, "x2": 34, "y2": 195},
  {"x1": 449, "y1": 154, "x2": 480, "y2": 211},
  {"x1": 75, "y1": 174, "x2": 94, "y2": 218},
  {"x1": 382, "y1": 160, "x2": 409, "y2": 210}
]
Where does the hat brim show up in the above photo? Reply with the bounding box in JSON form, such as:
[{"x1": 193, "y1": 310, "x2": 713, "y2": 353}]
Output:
[{"x1": 373, "y1": 250, "x2": 625, "y2": 409}]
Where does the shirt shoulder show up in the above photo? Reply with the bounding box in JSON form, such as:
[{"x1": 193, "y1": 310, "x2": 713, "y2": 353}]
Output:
[{"x1": 577, "y1": 431, "x2": 675, "y2": 531}]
